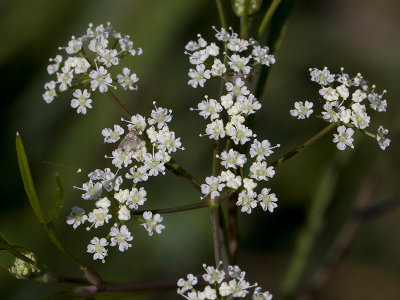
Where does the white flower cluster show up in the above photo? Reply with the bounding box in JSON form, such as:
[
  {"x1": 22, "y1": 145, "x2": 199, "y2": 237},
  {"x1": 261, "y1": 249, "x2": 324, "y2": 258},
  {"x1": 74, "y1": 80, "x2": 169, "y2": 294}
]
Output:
[
  {"x1": 66, "y1": 102, "x2": 183, "y2": 262},
  {"x1": 9, "y1": 251, "x2": 41, "y2": 280},
  {"x1": 42, "y1": 22, "x2": 142, "y2": 114},
  {"x1": 187, "y1": 27, "x2": 279, "y2": 214},
  {"x1": 177, "y1": 262, "x2": 272, "y2": 299},
  {"x1": 185, "y1": 26, "x2": 275, "y2": 88},
  {"x1": 291, "y1": 67, "x2": 391, "y2": 150}
]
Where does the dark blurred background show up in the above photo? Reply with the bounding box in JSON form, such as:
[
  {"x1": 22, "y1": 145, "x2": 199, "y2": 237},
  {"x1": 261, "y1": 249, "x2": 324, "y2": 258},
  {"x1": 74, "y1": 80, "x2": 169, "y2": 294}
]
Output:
[{"x1": 0, "y1": 0, "x2": 399, "y2": 299}]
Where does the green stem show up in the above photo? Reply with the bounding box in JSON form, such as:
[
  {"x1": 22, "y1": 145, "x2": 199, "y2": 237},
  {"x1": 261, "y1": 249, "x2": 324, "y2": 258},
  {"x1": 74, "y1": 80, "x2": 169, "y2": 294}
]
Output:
[
  {"x1": 240, "y1": 0, "x2": 251, "y2": 39},
  {"x1": 212, "y1": 140, "x2": 220, "y2": 176},
  {"x1": 166, "y1": 158, "x2": 202, "y2": 192},
  {"x1": 272, "y1": 123, "x2": 337, "y2": 168},
  {"x1": 131, "y1": 201, "x2": 208, "y2": 215},
  {"x1": 106, "y1": 90, "x2": 132, "y2": 119},
  {"x1": 211, "y1": 205, "x2": 222, "y2": 266},
  {"x1": 215, "y1": 0, "x2": 227, "y2": 29},
  {"x1": 257, "y1": 0, "x2": 283, "y2": 40},
  {"x1": 227, "y1": 192, "x2": 239, "y2": 264}
]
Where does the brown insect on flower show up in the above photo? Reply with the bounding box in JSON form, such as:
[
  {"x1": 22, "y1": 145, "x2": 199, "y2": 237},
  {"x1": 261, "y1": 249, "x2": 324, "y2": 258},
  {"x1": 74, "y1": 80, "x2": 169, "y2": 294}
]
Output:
[{"x1": 118, "y1": 128, "x2": 143, "y2": 152}]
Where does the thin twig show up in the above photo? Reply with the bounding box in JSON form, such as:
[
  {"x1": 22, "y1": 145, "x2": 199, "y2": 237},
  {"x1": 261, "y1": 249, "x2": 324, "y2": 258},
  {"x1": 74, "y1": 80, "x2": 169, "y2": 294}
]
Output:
[
  {"x1": 131, "y1": 201, "x2": 208, "y2": 215},
  {"x1": 228, "y1": 192, "x2": 239, "y2": 264},
  {"x1": 272, "y1": 123, "x2": 336, "y2": 168},
  {"x1": 215, "y1": 0, "x2": 227, "y2": 29},
  {"x1": 106, "y1": 90, "x2": 132, "y2": 119}
]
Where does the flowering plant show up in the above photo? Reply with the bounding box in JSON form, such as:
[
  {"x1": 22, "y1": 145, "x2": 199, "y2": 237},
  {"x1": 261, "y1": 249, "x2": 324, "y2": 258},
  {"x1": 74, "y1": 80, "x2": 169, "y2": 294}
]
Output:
[{"x1": 3, "y1": 1, "x2": 395, "y2": 299}]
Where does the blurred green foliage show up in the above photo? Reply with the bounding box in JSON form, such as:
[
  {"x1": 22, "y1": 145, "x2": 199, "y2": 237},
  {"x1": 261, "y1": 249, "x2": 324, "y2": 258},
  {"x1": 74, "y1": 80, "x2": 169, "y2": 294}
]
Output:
[{"x1": 1, "y1": 0, "x2": 399, "y2": 299}]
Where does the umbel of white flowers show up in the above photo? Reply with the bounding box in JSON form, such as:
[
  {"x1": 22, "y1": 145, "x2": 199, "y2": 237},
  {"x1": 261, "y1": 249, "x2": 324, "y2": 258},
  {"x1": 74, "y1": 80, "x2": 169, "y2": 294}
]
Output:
[
  {"x1": 42, "y1": 22, "x2": 142, "y2": 114},
  {"x1": 186, "y1": 27, "x2": 281, "y2": 215},
  {"x1": 290, "y1": 67, "x2": 391, "y2": 151},
  {"x1": 177, "y1": 262, "x2": 273, "y2": 299}
]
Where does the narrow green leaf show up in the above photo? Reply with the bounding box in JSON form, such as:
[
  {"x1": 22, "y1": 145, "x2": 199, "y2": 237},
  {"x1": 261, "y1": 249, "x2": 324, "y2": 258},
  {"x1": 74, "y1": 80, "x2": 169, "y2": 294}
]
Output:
[
  {"x1": 46, "y1": 174, "x2": 64, "y2": 224},
  {"x1": 15, "y1": 132, "x2": 45, "y2": 224},
  {"x1": 0, "y1": 231, "x2": 35, "y2": 265}
]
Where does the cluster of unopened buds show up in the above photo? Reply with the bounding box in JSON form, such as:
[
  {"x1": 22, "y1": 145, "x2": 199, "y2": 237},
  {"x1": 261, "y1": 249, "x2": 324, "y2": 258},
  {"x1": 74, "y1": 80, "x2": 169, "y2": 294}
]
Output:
[
  {"x1": 42, "y1": 22, "x2": 142, "y2": 114},
  {"x1": 177, "y1": 262, "x2": 272, "y2": 299},
  {"x1": 290, "y1": 67, "x2": 391, "y2": 150},
  {"x1": 186, "y1": 27, "x2": 280, "y2": 214},
  {"x1": 66, "y1": 101, "x2": 184, "y2": 262}
]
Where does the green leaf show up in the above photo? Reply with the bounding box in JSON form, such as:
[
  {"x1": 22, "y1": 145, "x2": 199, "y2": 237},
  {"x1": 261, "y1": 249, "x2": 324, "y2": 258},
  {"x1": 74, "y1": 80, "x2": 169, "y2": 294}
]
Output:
[
  {"x1": 46, "y1": 174, "x2": 64, "y2": 224},
  {"x1": 0, "y1": 231, "x2": 35, "y2": 265},
  {"x1": 15, "y1": 132, "x2": 45, "y2": 224}
]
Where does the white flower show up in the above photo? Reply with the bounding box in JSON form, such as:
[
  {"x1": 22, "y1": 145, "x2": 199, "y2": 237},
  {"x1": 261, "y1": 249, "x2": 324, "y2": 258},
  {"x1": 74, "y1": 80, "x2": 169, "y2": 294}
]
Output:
[
  {"x1": 65, "y1": 37, "x2": 82, "y2": 54},
  {"x1": 219, "y1": 149, "x2": 247, "y2": 169},
  {"x1": 351, "y1": 103, "x2": 370, "y2": 129},
  {"x1": 219, "y1": 282, "x2": 233, "y2": 296},
  {"x1": 89, "y1": 66, "x2": 113, "y2": 93},
  {"x1": 225, "y1": 122, "x2": 253, "y2": 145},
  {"x1": 110, "y1": 148, "x2": 133, "y2": 168},
  {"x1": 66, "y1": 206, "x2": 87, "y2": 229},
  {"x1": 220, "y1": 171, "x2": 242, "y2": 190},
  {"x1": 110, "y1": 225, "x2": 133, "y2": 252},
  {"x1": 125, "y1": 165, "x2": 149, "y2": 183},
  {"x1": 250, "y1": 161, "x2": 275, "y2": 181},
  {"x1": 252, "y1": 45, "x2": 275, "y2": 66},
  {"x1": 368, "y1": 91, "x2": 387, "y2": 112},
  {"x1": 290, "y1": 101, "x2": 313, "y2": 119},
  {"x1": 102, "y1": 124, "x2": 124, "y2": 143},
  {"x1": 351, "y1": 89, "x2": 367, "y2": 103},
  {"x1": 177, "y1": 274, "x2": 198, "y2": 294},
  {"x1": 310, "y1": 67, "x2": 334, "y2": 85},
  {"x1": 114, "y1": 189, "x2": 132, "y2": 204},
  {"x1": 201, "y1": 176, "x2": 225, "y2": 199},
  {"x1": 258, "y1": 188, "x2": 278, "y2": 212},
  {"x1": 321, "y1": 102, "x2": 341, "y2": 123},
  {"x1": 42, "y1": 81, "x2": 57, "y2": 103},
  {"x1": 143, "y1": 150, "x2": 166, "y2": 176},
  {"x1": 97, "y1": 48, "x2": 119, "y2": 67},
  {"x1": 377, "y1": 126, "x2": 390, "y2": 150},
  {"x1": 157, "y1": 129, "x2": 183, "y2": 153},
  {"x1": 127, "y1": 114, "x2": 147, "y2": 133},
  {"x1": 95, "y1": 197, "x2": 111, "y2": 209},
  {"x1": 213, "y1": 26, "x2": 233, "y2": 42},
  {"x1": 228, "y1": 265, "x2": 246, "y2": 280},
  {"x1": 205, "y1": 119, "x2": 225, "y2": 140},
  {"x1": 237, "y1": 190, "x2": 257, "y2": 214},
  {"x1": 336, "y1": 84, "x2": 349, "y2": 100},
  {"x1": 203, "y1": 286, "x2": 217, "y2": 300},
  {"x1": 128, "y1": 187, "x2": 147, "y2": 210},
  {"x1": 228, "y1": 54, "x2": 251, "y2": 75},
  {"x1": 221, "y1": 94, "x2": 234, "y2": 109},
  {"x1": 118, "y1": 205, "x2": 131, "y2": 221},
  {"x1": 206, "y1": 42, "x2": 220, "y2": 56},
  {"x1": 339, "y1": 108, "x2": 352, "y2": 123},
  {"x1": 63, "y1": 57, "x2": 90, "y2": 74},
  {"x1": 253, "y1": 287, "x2": 273, "y2": 300},
  {"x1": 117, "y1": 67, "x2": 139, "y2": 90},
  {"x1": 56, "y1": 70, "x2": 73, "y2": 91},
  {"x1": 87, "y1": 237, "x2": 108, "y2": 263},
  {"x1": 333, "y1": 125, "x2": 354, "y2": 150},
  {"x1": 193, "y1": 97, "x2": 222, "y2": 121},
  {"x1": 148, "y1": 102, "x2": 172, "y2": 129},
  {"x1": 236, "y1": 94, "x2": 261, "y2": 115},
  {"x1": 319, "y1": 87, "x2": 339, "y2": 101},
  {"x1": 202, "y1": 263, "x2": 225, "y2": 284},
  {"x1": 243, "y1": 178, "x2": 257, "y2": 191},
  {"x1": 188, "y1": 64, "x2": 211, "y2": 88},
  {"x1": 88, "y1": 208, "x2": 112, "y2": 228},
  {"x1": 141, "y1": 211, "x2": 165, "y2": 236},
  {"x1": 211, "y1": 58, "x2": 226, "y2": 76},
  {"x1": 250, "y1": 139, "x2": 276, "y2": 161},
  {"x1": 228, "y1": 279, "x2": 252, "y2": 298},
  {"x1": 71, "y1": 89, "x2": 92, "y2": 114},
  {"x1": 47, "y1": 55, "x2": 62, "y2": 74},
  {"x1": 78, "y1": 181, "x2": 103, "y2": 200},
  {"x1": 225, "y1": 78, "x2": 250, "y2": 98},
  {"x1": 227, "y1": 38, "x2": 249, "y2": 52}
]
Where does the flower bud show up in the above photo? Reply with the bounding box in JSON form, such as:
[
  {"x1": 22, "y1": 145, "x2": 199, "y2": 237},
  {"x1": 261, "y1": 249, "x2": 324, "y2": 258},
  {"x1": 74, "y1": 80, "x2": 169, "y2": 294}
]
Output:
[
  {"x1": 232, "y1": 0, "x2": 263, "y2": 17},
  {"x1": 9, "y1": 251, "x2": 41, "y2": 279}
]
